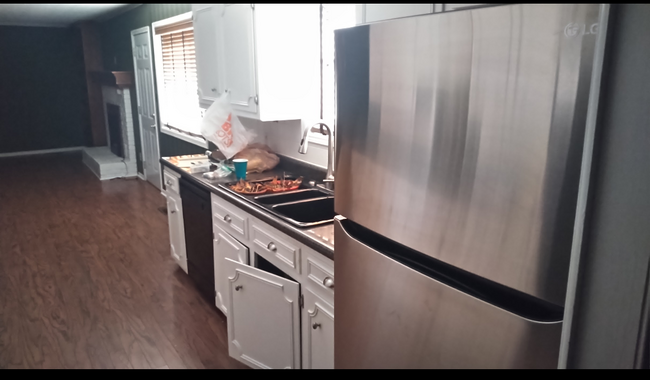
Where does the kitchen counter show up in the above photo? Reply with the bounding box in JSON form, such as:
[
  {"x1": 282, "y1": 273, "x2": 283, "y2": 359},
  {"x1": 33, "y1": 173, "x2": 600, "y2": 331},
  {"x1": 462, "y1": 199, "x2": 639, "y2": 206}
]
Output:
[{"x1": 160, "y1": 156, "x2": 335, "y2": 260}]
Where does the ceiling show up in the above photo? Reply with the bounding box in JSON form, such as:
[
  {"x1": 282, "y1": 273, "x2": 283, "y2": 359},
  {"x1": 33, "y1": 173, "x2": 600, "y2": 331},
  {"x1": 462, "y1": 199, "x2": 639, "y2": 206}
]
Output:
[{"x1": 0, "y1": 4, "x2": 141, "y2": 28}]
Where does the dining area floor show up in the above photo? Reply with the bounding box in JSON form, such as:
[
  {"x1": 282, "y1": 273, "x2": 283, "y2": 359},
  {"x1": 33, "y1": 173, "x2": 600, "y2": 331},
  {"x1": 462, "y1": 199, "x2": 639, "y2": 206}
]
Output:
[{"x1": 0, "y1": 152, "x2": 247, "y2": 369}]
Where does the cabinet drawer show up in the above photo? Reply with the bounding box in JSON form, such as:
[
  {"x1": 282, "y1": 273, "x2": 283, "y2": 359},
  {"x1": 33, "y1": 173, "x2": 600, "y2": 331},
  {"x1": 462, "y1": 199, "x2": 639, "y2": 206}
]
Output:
[
  {"x1": 303, "y1": 248, "x2": 334, "y2": 304},
  {"x1": 211, "y1": 193, "x2": 249, "y2": 242},
  {"x1": 251, "y1": 220, "x2": 301, "y2": 277},
  {"x1": 163, "y1": 169, "x2": 180, "y2": 195}
]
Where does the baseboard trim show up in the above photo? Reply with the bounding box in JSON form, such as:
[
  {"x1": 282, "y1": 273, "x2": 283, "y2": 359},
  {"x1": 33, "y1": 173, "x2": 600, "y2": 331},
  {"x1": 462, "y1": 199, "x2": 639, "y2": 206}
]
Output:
[
  {"x1": 0, "y1": 146, "x2": 84, "y2": 158},
  {"x1": 137, "y1": 173, "x2": 146, "y2": 180}
]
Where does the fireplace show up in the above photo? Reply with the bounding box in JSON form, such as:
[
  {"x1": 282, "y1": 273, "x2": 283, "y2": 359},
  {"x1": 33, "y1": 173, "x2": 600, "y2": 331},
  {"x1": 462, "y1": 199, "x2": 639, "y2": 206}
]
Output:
[
  {"x1": 106, "y1": 103, "x2": 124, "y2": 158},
  {"x1": 82, "y1": 71, "x2": 138, "y2": 180}
]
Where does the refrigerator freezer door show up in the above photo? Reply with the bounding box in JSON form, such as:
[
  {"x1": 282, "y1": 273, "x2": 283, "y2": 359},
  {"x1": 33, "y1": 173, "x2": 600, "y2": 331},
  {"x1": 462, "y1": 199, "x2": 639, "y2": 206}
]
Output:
[
  {"x1": 334, "y1": 3, "x2": 600, "y2": 306},
  {"x1": 334, "y1": 217, "x2": 563, "y2": 369}
]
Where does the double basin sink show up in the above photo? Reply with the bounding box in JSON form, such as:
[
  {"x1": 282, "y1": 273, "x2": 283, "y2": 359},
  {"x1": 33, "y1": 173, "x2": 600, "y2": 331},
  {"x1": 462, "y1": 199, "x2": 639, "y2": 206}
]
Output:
[{"x1": 220, "y1": 182, "x2": 335, "y2": 228}]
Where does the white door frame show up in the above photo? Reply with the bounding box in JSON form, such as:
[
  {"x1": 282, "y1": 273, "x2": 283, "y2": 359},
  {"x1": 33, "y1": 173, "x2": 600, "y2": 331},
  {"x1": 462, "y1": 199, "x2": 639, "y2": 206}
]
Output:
[{"x1": 131, "y1": 25, "x2": 163, "y2": 190}]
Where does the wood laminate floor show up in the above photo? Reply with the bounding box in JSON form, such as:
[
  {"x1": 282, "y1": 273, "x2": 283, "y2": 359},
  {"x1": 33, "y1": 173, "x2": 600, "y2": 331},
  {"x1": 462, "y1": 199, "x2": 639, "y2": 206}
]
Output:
[{"x1": 0, "y1": 152, "x2": 248, "y2": 369}]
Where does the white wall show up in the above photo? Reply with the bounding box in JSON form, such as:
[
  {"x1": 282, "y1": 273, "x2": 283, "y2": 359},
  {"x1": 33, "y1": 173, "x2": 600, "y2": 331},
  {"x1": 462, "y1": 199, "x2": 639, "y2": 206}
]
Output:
[{"x1": 239, "y1": 117, "x2": 328, "y2": 169}]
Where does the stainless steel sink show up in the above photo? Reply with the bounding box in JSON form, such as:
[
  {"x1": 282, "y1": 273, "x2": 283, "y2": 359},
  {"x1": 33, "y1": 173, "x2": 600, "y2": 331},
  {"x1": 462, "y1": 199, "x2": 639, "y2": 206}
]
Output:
[
  {"x1": 254, "y1": 189, "x2": 331, "y2": 205},
  {"x1": 271, "y1": 198, "x2": 335, "y2": 227},
  {"x1": 219, "y1": 180, "x2": 335, "y2": 227}
]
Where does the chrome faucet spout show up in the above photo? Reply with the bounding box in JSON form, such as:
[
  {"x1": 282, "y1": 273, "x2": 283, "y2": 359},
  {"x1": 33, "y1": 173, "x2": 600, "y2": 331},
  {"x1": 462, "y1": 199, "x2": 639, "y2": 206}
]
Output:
[
  {"x1": 298, "y1": 121, "x2": 335, "y2": 184},
  {"x1": 298, "y1": 124, "x2": 311, "y2": 154}
]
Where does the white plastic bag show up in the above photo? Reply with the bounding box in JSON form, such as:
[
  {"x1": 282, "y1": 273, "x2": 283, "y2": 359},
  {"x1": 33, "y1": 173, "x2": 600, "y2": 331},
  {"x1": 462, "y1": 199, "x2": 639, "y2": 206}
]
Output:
[{"x1": 200, "y1": 92, "x2": 255, "y2": 159}]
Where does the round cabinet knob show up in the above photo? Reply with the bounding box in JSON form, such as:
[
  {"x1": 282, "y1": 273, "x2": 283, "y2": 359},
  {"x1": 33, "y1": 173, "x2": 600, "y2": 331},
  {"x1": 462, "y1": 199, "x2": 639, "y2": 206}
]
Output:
[
  {"x1": 323, "y1": 277, "x2": 334, "y2": 289},
  {"x1": 235, "y1": 285, "x2": 243, "y2": 291},
  {"x1": 312, "y1": 323, "x2": 321, "y2": 330},
  {"x1": 223, "y1": 215, "x2": 232, "y2": 223},
  {"x1": 267, "y1": 242, "x2": 277, "y2": 252},
  {"x1": 211, "y1": 88, "x2": 217, "y2": 92},
  {"x1": 170, "y1": 210, "x2": 176, "y2": 214}
]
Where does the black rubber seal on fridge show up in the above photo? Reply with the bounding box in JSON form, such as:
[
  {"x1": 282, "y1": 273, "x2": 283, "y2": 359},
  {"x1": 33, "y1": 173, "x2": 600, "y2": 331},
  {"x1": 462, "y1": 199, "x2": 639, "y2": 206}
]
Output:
[{"x1": 340, "y1": 219, "x2": 564, "y2": 323}]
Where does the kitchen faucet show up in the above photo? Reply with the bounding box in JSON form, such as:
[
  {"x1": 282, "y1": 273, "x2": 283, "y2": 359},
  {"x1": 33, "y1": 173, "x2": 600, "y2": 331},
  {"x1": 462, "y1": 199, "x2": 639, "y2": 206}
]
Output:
[{"x1": 299, "y1": 121, "x2": 334, "y2": 190}]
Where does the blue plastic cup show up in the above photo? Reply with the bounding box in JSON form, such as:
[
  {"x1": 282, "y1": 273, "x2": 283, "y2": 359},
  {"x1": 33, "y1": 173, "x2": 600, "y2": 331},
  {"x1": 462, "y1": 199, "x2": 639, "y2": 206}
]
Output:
[{"x1": 233, "y1": 159, "x2": 248, "y2": 180}]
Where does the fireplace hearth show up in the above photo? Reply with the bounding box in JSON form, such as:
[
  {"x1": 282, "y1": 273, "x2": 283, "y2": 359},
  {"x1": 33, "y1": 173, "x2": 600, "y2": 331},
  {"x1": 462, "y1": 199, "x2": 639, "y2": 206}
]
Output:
[{"x1": 82, "y1": 71, "x2": 138, "y2": 180}]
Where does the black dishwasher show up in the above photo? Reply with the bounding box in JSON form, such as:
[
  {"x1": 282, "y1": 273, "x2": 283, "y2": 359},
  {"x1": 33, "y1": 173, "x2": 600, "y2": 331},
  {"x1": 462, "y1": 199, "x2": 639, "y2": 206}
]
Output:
[{"x1": 179, "y1": 177, "x2": 214, "y2": 301}]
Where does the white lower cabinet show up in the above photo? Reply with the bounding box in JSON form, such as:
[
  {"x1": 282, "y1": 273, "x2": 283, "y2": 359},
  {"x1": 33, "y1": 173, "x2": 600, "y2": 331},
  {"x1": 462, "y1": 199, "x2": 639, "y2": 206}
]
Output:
[
  {"x1": 224, "y1": 258, "x2": 302, "y2": 369},
  {"x1": 211, "y1": 194, "x2": 334, "y2": 369},
  {"x1": 302, "y1": 288, "x2": 334, "y2": 369},
  {"x1": 163, "y1": 191, "x2": 187, "y2": 274},
  {"x1": 213, "y1": 225, "x2": 249, "y2": 316}
]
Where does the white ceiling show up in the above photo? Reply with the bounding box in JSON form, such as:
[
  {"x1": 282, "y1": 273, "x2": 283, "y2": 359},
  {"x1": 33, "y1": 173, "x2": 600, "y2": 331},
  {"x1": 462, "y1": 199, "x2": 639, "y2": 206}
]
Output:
[{"x1": 0, "y1": 4, "x2": 141, "y2": 28}]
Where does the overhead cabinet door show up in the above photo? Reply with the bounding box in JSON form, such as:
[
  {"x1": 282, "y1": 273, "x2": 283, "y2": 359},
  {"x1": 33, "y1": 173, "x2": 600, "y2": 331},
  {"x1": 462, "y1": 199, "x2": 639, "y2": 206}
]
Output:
[
  {"x1": 363, "y1": 4, "x2": 434, "y2": 23},
  {"x1": 193, "y1": 5, "x2": 222, "y2": 106},
  {"x1": 217, "y1": 4, "x2": 258, "y2": 114}
]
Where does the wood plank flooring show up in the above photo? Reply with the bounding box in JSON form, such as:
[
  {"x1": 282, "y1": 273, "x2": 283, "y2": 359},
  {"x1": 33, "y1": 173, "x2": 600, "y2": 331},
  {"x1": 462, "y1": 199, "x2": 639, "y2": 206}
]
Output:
[{"x1": 0, "y1": 152, "x2": 248, "y2": 369}]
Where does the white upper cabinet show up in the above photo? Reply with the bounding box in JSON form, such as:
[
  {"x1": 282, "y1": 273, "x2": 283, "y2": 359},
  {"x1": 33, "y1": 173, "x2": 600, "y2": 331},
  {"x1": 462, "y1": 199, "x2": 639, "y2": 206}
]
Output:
[
  {"x1": 193, "y1": 4, "x2": 222, "y2": 107},
  {"x1": 359, "y1": 4, "x2": 434, "y2": 23},
  {"x1": 217, "y1": 4, "x2": 258, "y2": 115},
  {"x1": 356, "y1": 4, "x2": 489, "y2": 24},
  {"x1": 193, "y1": 4, "x2": 321, "y2": 122}
]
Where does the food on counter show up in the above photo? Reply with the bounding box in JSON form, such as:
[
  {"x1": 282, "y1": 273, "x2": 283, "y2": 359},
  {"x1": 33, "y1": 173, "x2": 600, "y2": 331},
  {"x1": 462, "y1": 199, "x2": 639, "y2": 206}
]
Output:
[
  {"x1": 228, "y1": 176, "x2": 303, "y2": 195},
  {"x1": 229, "y1": 179, "x2": 268, "y2": 195},
  {"x1": 167, "y1": 154, "x2": 208, "y2": 166},
  {"x1": 232, "y1": 143, "x2": 280, "y2": 173},
  {"x1": 265, "y1": 176, "x2": 303, "y2": 193}
]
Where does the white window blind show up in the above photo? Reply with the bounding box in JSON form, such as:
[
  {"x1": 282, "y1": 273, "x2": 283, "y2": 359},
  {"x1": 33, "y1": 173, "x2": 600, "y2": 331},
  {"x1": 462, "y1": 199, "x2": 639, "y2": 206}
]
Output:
[{"x1": 155, "y1": 22, "x2": 204, "y2": 140}]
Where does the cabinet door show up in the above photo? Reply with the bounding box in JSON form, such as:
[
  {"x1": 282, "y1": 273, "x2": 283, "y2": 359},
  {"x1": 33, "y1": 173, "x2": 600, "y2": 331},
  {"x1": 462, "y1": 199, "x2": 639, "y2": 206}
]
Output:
[
  {"x1": 166, "y1": 194, "x2": 188, "y2": 273},
  {"x1": 217, "y1": 4, "x2": 258, "y2": 114},
  {"x1": 214, "y1": 226, "x2": 248, "y2": 315},
  {"x1": 193, "y1": 5, "x2": 222, "y2": 107},
  {"x1": 302, "y1": 288, "x2": 334, "y2": 369},
  {"x1": 224, "y1": 258, "x2": 301, "y2": 369},
  {"x1": 363, "y1": 4, "x2": 434, "y2": 23}
]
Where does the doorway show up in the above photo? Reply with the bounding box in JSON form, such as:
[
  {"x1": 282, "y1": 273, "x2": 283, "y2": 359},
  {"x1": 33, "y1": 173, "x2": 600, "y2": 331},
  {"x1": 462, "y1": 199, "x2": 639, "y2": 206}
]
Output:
[{"x1": 131, "y1": 26, "x2": 162, "y2": 189}]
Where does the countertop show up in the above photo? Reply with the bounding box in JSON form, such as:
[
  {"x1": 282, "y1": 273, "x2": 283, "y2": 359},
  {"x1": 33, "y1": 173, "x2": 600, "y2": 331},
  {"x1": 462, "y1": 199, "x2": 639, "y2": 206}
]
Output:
[{"x1": 160, "y1": 156, "x2": 335, "y2": 260}]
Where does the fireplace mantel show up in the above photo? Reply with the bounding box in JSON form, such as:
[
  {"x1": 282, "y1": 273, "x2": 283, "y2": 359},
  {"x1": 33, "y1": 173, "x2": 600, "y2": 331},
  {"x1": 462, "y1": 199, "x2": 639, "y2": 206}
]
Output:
[{"x1": 90, "y1": 71, "x2": 134, "y2": 89}]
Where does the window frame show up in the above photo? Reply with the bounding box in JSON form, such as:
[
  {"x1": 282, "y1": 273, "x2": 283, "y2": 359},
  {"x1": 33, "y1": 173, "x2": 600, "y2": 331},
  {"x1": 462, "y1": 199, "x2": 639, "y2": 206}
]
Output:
[
  {"x1": 311, "y1": 4, "x2": 358, "y2": 147},
  {"x1": 152, "y1": 12, "x2": 208, "y2": 149}
]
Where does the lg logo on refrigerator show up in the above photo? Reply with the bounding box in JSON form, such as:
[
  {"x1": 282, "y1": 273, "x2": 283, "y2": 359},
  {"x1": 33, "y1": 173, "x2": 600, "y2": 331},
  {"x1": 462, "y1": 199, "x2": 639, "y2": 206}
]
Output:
[{"x1": 565, "y1": 23, "x2": 599, "y2": 37}]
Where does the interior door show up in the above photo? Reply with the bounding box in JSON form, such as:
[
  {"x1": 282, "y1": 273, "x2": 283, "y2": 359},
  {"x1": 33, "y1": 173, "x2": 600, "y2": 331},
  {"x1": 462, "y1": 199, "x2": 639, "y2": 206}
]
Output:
[
  {"x1": 131, "y1": 26, "x2": 161, "y2": 189},
  {"x1": 224, "y1": 258, "x2": 301, "y2": 369},
  {"x1": 214, "y1": 226, "x2": 249, "y2": 315}
]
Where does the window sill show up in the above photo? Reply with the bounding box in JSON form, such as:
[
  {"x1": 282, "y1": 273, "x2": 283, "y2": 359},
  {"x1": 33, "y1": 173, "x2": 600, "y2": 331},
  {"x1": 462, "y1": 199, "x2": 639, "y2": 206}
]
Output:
[
  {"x1": 160, "y1": 126, "x2": 209, "y2": 149},
  {"x1": 308, "y1": 132, "x2": 330, "y2": 147}
]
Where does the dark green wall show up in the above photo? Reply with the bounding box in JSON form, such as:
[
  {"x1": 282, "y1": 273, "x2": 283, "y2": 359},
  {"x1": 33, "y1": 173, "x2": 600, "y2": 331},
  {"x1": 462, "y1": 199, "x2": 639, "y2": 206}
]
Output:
[
  {"x1": 569, "y1": 4, "x2": 650, "y2": 368},
  {"x1": 100, "y1": 3, "x2": 206, "y2": 168},
  {"x1": 0, "y1": 26, "x2": 89, "y2": 154}
]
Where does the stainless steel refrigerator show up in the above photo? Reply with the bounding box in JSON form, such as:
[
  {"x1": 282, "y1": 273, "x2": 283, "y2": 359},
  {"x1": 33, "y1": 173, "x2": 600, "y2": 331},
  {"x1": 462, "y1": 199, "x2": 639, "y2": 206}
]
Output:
[{"x1": 333, "y1": 3, "x2": 601, "y2": 369}]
